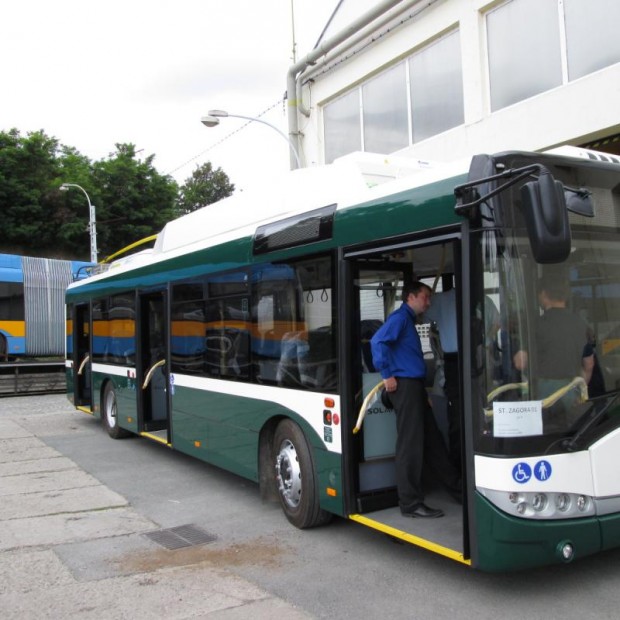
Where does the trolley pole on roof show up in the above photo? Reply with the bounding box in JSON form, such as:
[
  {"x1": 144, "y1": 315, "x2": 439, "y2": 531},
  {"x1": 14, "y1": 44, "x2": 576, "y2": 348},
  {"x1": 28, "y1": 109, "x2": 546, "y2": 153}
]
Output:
[{"x1": 59, "y1": 183, "x2": 98, "y2": 263}]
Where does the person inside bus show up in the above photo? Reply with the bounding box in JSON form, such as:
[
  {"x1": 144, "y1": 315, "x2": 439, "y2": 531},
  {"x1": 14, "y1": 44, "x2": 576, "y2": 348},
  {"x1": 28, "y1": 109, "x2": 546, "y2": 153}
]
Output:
[
  {"x1": 370, "y1": 281, "x2": 462, "y2": 519},
  {"x1": 512, "y1": 274, "x2": 594, "y2": 416}
]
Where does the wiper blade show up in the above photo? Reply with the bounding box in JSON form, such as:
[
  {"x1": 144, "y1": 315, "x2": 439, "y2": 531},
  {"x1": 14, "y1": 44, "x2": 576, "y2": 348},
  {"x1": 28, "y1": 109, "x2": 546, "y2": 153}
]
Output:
[{"x1": 562, "y1": 390, "x2": 620, "y2": 452}]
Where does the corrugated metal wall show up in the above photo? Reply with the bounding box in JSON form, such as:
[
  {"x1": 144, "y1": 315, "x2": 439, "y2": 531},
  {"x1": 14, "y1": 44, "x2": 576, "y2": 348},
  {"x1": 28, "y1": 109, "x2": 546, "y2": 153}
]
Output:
[{"x1": 22, "y1": 257, "x2": 72, "y2": 356}]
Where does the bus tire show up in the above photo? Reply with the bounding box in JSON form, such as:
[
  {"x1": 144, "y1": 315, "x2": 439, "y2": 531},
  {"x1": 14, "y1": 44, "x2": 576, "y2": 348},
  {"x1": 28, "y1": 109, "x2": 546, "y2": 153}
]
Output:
[
  {"x1": 102, "y1": 382, "x2": 131, "y2": 439},
  {"x1": 273, "y1": 419, "x2": 331, "y2": 529}
]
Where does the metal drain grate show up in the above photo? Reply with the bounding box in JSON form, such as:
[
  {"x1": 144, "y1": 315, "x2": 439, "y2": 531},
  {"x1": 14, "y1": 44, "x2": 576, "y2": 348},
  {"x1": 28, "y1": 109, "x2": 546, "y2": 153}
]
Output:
[{"x1": 143, "y1": 524, "x2": 217, "y2": 550}]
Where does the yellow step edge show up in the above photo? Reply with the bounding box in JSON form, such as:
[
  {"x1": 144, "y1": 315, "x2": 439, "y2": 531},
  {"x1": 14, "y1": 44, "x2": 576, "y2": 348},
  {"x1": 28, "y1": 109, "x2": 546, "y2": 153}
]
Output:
[
  {"x1": 77, "y1": 406, "x2": 94, "y2": 415},
  {"x1": 140, "y1": 431, "x2": 171, "y2": 446},
  {"x1": 348, "y1": 513, "x2": 471, "y2": 566}
]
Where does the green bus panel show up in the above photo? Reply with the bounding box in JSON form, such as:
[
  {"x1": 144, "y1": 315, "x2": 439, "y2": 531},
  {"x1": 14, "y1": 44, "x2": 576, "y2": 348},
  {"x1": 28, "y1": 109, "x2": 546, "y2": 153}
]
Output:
[
  {"x1": 93, "y1": 373, "x2": 139, "y2": 432},
  {"x1": 170, "y1": 385, "x2": 345, "y2": 515},
  {"x1": 475, "y1": 493, "x2": 601, "y2": 572},
  {"x1": 599, "y1": 513, "x2": 620, "y2": 551}
]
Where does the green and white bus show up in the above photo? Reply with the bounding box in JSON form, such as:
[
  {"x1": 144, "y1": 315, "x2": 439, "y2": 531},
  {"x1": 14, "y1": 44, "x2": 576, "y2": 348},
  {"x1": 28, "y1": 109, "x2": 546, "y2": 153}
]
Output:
[{"x1": 66, "y1": 147, "x2": 620, "y2": 571}]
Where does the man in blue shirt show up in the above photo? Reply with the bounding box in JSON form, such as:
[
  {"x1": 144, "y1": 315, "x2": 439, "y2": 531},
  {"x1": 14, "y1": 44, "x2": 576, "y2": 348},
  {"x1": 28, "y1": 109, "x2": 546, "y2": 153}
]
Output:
[{"x1": 371, "y1": 281, "x2": 461, "y2": 518}]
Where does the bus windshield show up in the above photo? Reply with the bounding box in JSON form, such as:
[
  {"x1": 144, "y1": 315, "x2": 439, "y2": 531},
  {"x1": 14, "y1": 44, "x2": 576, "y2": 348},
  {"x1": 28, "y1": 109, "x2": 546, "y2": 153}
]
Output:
[{"x1": 478, "y1": 158, "x2": 620, "y2": 456}]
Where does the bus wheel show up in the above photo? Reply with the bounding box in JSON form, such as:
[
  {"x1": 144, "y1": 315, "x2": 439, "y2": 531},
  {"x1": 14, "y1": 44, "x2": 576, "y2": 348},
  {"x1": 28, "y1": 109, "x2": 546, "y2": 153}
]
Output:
[
  {"x1": 273, "y1": 419, "x2": 331, "y2": 529},
  {"x1": 102, "y1": 383, "x2": 131, "y2": 439}
]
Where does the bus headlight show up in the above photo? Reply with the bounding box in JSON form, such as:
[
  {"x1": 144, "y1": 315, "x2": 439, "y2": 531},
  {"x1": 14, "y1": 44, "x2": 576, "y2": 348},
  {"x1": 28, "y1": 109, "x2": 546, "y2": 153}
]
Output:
[
  {"x1": 556, "y1": 493, "x2": 571, "y2": 512},
  {"x1": 576, "y1": 495, "x2": 590, "y2": 512},
  {"x1": 478, "y1": 488, "x2": 596, "y2": 519},
  {"x1": 532, "y1": 493, "x2": 547, "y2": 512}
]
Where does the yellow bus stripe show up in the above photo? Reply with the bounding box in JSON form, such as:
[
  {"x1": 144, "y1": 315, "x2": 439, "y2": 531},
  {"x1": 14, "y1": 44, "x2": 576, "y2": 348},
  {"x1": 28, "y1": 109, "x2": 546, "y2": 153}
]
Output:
[
  {"x1": 348, "y1": 513, "x2": 471, "y2": 565},
  {"x1": 0, "y1": 320, "x2": 26, "y2": 337}
]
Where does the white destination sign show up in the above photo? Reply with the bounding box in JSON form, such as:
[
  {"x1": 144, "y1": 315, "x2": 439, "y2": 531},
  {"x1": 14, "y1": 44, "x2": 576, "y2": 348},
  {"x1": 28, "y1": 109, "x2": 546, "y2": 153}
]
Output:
[{"x1": 493, "y1": 400, "x2": 543, "y2": 437}]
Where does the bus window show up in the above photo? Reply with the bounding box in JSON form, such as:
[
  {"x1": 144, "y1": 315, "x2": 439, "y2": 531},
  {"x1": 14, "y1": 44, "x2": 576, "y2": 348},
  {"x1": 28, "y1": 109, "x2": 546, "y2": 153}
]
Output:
[
  {"x1": 108, "y1": 293, "x2": 136, "y2": 365},
  {"x1": 91, "y1": 298, "x2": 109, "y2": 364},
  {"x1": 479, "y1": 223, "x2": 620, "y2": 451},
  {"x1": 171, "y1": 281, "x2": 206, "y2": 375},
  {"x1": 252, "y1": 256, "x2": 337, "y2": 391},
  {"x1": 205, "y1": 271, "x2": 250, "y2": 380}
]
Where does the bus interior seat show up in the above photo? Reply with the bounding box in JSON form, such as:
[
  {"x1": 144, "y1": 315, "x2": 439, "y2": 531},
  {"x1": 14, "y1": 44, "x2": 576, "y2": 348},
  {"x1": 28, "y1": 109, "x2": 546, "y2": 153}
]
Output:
[
  {"x1": 360, "y1": 319, "x2": 383, "y2": 373},
  {"x1": 305, "y1": 327, "x2": 337, "y2": 390}
]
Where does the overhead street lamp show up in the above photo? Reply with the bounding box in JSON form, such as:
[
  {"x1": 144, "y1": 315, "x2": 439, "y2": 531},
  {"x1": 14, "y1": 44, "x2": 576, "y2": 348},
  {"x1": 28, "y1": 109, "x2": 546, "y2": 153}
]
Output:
[
  {"x1": 201, "y1": 109, "x2": 302, "y2": 169},
  {"x1": 59, "y1": 183, "x2": 98, "y2": 263}
]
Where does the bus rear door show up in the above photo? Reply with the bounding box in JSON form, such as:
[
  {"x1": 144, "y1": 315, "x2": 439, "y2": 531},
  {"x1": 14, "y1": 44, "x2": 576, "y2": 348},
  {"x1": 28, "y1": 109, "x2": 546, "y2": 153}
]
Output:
[
  {"x1": 138, "y1": 290, "x2": 170, "y2": 443},
  {"x1": 73, "y1": 303, "x2": 92, "y2": 407}
]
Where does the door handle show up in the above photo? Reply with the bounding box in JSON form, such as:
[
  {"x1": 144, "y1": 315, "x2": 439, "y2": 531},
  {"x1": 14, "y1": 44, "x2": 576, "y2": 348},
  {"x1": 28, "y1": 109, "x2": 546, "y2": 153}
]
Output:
[
  {"x1": 77, "y1": 354, "x2": 90, "y2": 376},
  {"x1": 142, "y1": 359, "x2": 165, "y2": 389}
]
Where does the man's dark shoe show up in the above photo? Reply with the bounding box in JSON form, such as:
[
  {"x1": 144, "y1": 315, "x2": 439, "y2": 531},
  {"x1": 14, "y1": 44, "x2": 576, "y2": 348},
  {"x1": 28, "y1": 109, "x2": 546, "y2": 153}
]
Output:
[{"x1": 401, "y1": 503, "x2": 444, "y2": 518}]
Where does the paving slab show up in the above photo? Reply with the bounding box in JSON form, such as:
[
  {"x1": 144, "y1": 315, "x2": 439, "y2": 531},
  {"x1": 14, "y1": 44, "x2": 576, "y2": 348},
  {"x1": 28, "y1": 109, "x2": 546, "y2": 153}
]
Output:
[
  {"x1": 0, "y1": 455, "x2": 76, "y2": 477},
  {"x1": 0, "y1": 396, "x2": 314, "y2": 619},
  {"x1": 0, "y1": 507, "x2": 157, "y2": 551},
  {"x1": 0, "y1": 467, "x2": 103, "y2": 496},
  {"x1": 0, "y1": 485, "x2": 129, "y2": 520},
  {"x1": 0, "y1": 418, "x2": 32, "y2": 439}
]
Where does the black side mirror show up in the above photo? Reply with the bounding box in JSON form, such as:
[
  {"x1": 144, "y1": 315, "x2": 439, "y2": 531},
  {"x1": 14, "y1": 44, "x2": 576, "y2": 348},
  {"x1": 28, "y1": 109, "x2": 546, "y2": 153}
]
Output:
[{"x1": 521, "y1": 170, "x2": 571, "y2": 263}]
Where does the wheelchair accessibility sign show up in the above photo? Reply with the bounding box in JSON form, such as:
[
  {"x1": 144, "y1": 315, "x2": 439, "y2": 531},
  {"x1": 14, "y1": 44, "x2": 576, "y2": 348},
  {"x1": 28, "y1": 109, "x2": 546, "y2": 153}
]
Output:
[{"x1": 512, "y1": 460, "x2": 552, "y2": 484}]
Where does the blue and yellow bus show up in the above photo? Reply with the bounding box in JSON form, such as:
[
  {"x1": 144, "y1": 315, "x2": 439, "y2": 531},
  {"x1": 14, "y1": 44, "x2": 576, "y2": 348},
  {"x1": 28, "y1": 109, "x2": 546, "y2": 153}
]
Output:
[
  {"x1": 0, "y1": 253, "x2": 92, "y2": 360},
  {"x1": 66, "y1": 147, "x2": 620, "y2": 571}
]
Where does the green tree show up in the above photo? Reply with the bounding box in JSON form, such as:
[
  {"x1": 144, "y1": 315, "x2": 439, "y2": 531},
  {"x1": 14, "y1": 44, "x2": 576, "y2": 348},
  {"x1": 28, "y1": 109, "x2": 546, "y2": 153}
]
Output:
[
  {"x1": 0, "y1": 128, "x2": 97, "y2": 259},
  {"x1": 91, "y1": 143, "x2": 178, "y2": 257},
  {"x1": 177, "y1": 161, "x2": 235, "y2": 215},
  {"x1": 0, "y1": 130, "x2": 234, "y2": 261},
  {"x1": 0, "y1": 129, "x2": 63, "y2": 256}
]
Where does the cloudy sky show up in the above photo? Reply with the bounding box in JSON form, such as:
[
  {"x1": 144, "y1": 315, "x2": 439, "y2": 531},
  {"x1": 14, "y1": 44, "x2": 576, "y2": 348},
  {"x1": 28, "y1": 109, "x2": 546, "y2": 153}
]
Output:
[{"x1": 1, "y1": 0, "x2": 338, "y2": 192}]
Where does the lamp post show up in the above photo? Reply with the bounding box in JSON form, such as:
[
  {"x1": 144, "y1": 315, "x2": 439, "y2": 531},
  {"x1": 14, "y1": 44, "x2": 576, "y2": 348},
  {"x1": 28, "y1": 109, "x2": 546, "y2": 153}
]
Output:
[
  {"x1": 201, "y1": 109, "x2": 302, "y2": 169},
  {"x1": 59, "y1": 183, "x2": 98, "y2": 263}
]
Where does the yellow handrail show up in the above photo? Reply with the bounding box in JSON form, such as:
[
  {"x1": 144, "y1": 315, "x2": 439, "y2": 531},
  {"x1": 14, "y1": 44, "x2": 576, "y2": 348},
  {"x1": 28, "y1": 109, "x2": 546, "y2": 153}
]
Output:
[
  {"x1": 142, "y1": 359, "x2": 165, "y2": 390},
  {"x1": 484, "y1": 377, "x2": 588, "y2": 419},
  {"x1": 353, "y1": 381, "x2": 384, "y2": 434},
  {"x1": 77, "y1": 354, "x2": 90, "y2": 376}
]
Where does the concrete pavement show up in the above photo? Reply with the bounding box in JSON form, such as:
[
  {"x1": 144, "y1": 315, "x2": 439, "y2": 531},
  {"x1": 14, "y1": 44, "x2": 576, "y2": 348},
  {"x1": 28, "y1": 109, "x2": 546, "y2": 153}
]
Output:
[{"x1": 0, "y1": 395, "x2": 312, "y2": 619}]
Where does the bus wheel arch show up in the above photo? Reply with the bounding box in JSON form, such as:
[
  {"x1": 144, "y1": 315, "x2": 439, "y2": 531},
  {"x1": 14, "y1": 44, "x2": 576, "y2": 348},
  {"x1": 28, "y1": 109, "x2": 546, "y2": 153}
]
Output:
[
  {"x1": 101, "y1": 380, "x2": 132, "y2": 439},
  {"x1": 271, "y1": 418, "x2": 331, "y2": 529}
]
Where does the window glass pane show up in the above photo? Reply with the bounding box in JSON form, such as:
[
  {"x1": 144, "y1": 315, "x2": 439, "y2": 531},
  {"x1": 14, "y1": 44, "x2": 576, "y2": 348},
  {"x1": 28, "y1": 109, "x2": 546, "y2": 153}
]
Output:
[
  {"x1": 108, "y1": 293, "x2": 135, "y2": 365},
  {"x1": 564, "y1": 0, "x2": 620, "y2": 80},
  {"x1": 324, "y1": 90, "x2": 361, "y2": 163},
  {"x1": 410, "y1": 30, "x2": 464, "y2": 142},
  {"x1": 252, "y1": 257, "x2": 337, "y2": 392},
  {"x1": 66, "y1": 304, "x2": 74, "y2": 357},
  {"x1": 363, "y1": 63, "x2": 408, "y2": 153},
  {"x1": 487, "y1": 0, "x2": 562, "y2": 111},
  {"x1": 0, "y1": 282, "x2": 24, "y2": 320},
  {"x1": 91, "y1": 299, "x2": 109, "y2": 363},
  {"x1": 171, "y1": 281, "x2": 206, "y2": 375},
  {"x1": 205, "y1": 272, "x2": 250, "y2": 380}
]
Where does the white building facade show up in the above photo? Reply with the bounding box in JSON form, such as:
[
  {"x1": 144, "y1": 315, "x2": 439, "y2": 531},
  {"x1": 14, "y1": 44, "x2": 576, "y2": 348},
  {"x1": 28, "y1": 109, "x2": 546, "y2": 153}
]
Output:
[{"x1": 288, "y1": 0, "x2": 620, "y2": 170}]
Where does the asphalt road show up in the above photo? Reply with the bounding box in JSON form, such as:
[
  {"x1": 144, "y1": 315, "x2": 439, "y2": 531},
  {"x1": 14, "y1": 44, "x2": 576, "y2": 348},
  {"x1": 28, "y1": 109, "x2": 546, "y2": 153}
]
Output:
[{"x1": 2, "y1": 394, "x2": 620, "y2": 619}]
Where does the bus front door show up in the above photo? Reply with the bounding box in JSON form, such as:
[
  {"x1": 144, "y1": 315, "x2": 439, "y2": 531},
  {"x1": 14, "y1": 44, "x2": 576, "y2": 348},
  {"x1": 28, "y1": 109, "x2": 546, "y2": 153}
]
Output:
[
  {"x1": 74, "y1": 303, "x2": 92, "y2": 408},
  {"x1": 138, "y1": 291, "x2": 170, "y2": 441},
  {"x1": 345, "y1": 238, "x2": 468, "y2": 563},
  {"x1": 353, "y1": 263, "x2": 410, "y2": 512}
]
